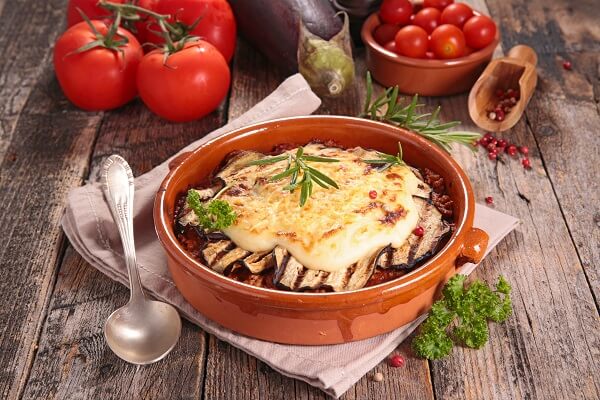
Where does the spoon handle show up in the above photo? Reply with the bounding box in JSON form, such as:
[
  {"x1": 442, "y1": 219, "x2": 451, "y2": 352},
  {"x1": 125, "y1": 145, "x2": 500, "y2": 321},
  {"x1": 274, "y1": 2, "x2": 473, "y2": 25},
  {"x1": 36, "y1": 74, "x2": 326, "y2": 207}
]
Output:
[{"x1": 101, "y1": 155, "x2": 145, "y2": 303}]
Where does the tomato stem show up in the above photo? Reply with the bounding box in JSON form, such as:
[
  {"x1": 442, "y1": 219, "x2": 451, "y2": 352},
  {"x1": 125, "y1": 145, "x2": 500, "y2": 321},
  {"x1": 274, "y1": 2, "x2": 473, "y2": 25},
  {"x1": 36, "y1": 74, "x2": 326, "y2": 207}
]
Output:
[{"x1": 99, "y1": 1, "x2": 197, "y2": 54}]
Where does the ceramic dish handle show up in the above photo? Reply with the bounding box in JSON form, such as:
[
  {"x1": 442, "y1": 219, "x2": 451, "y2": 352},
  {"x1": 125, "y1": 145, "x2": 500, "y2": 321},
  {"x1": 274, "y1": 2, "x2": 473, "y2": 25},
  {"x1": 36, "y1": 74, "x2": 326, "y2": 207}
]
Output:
[
  {"x1": 457, "y1": 227, "x2": 489, "y2": 266},
  {"x1": 168, "y1": 152, "x2": 192, "y2": 171}
]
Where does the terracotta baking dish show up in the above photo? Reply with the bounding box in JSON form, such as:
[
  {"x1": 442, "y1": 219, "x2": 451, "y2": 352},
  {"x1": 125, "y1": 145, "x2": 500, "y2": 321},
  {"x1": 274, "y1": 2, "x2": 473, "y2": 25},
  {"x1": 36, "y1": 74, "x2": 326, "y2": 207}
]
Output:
[
  {"x1": 362, "y1": 12, "x2": 500, "y2": 96},
  {"x1": 154, "y1": 116, "x2": 488, "y2": 345}
]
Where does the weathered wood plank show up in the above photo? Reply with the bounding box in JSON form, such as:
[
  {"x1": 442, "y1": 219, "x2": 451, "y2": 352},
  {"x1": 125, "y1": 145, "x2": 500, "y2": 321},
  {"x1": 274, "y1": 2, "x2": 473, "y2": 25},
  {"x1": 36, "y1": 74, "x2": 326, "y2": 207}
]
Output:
[
  {"x1": 423, "y1": 3, "x2": 600, "y2": 398},
  {"x1": 202, "y1": 38, "x2": 435, "y2": 400},
  {"x1": 22, "y1": 73, "x2": 228, "y2": 400},
  {"x1": 0, "y1": 66, "x2": 100, "y2": 398},
  {"x1": 486, "y1": 0, "x2": 600, "y2": 306},
  {"x1": 0, "y1": 0, "x2": 68, "y2": 161},
  {"x1": 22, "y1": 247, "x2": 207, "y2": 400}
]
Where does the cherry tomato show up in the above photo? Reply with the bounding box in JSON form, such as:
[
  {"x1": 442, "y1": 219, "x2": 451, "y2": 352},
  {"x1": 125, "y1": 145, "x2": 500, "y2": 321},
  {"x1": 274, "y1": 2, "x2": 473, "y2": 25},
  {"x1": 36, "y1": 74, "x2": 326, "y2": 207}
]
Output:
[
  {"x1": 137, "y1": 40, "x2": 231, "y2": 122},
  {"x1": 412, "y1": 7, "x2": 441, "y2": 34},
  {"x1": 425, "y1": 51, "x2": 436, "y2": 59},
  {"x1": 440, "y1": 3, "x2": 473, "y2": 28},
  {"x1": 54, "y1": 21, "x2": 142, "y2": 110},
  {"x1": 384, "y1": 40, "x2": 398, "y2": 53},
  {"x1": 66, "y1": 0, "x2": 126, "y2": 27},
  {"x1": 423, "y1": 0, "x2": 453, "y2": 10},
  {"x1": 373, "y1": 23, "x2": 401, "y2": 46},
  {"x1": 379, "y1": 0, "x2": 413, "y2": 25},
  {"x1": 463, "y1": 15, "x2": 497, "y2": 49},
  {"x1": 394, "y1": 25, "x2": 429, "y2": 58},
  {"x1": 430, "y1": 24, "x2": 466, "y2": 59},
  {"x1": 137, "y1": 0, "x2": 237, "y2": 62}
]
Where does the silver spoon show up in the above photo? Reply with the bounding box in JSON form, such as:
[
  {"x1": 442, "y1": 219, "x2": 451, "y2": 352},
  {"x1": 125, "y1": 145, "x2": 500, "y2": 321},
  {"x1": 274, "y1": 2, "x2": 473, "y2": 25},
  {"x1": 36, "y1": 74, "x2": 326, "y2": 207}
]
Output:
[{"x1": 101, "y1": 155, "x2": 181, "y2": 365}]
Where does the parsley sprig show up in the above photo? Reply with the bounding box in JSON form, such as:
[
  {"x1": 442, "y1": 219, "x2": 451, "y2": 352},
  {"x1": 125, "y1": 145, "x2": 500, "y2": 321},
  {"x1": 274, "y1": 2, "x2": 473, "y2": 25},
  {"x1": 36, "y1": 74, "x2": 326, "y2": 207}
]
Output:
[
  {"x1": 362, "y1": 142, "x2": 406, "y2": 171},
  {"x1": 186, "y1": 188, "x2": 237, "y2": 231},
  {"x1": 360, "y1": 72, "x2": 481, "y2": 152},
  {"x1": 413, "y1": 274, "x2": 512, "y2": 360},
  {"x1": 247, "y1": 147, "x2": 339, "y2": 207}
]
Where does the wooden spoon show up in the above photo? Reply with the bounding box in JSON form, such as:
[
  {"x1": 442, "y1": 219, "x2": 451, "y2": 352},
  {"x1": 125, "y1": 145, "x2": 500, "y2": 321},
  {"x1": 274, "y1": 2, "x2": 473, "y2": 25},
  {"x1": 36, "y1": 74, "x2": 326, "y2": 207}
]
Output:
[{"x1": 468, "y1": 45, "x2": 538, "y2": 132}]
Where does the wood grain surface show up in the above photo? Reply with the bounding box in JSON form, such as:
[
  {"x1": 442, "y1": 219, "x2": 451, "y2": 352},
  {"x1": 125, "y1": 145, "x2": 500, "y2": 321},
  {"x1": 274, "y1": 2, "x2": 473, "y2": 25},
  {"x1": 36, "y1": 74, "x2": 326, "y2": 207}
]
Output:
[{"x1": 0, "y1": 0, "x2": 598, "y2": 399}]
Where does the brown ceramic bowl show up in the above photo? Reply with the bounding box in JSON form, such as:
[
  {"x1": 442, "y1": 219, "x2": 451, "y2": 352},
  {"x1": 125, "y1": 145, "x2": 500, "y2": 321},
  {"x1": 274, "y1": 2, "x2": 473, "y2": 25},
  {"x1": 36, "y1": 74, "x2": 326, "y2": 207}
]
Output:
[
  {"x1": 362, "y1": 12, "x2": 500, "y2": 96},
  {"x1": 154, "y1": 116, "x2": 489, "y2": 345}
]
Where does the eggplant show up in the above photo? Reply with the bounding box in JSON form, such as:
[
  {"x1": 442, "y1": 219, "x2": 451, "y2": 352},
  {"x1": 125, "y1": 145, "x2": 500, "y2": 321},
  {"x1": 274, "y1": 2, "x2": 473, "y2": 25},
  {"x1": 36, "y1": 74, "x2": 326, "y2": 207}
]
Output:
[
  {"x1": 229, "y1": 0, "x2": 355, "y2": 97},
  {"x1": 375, "y1": 198, "x2": 451, "y2": 270},
  {"x1": 272, "y1": 246, "x2": 376, "y2": 292},
  {"x1": 200, "y1": 239, "x2": 273, "y2": 274}
]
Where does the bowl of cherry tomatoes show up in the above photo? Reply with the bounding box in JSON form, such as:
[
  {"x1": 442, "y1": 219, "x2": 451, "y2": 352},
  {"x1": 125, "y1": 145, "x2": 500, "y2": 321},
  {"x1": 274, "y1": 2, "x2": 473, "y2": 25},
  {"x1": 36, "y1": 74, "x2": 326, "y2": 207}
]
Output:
[{"x1": 361, "y1": 0, "x2": 499, "y2": 96}]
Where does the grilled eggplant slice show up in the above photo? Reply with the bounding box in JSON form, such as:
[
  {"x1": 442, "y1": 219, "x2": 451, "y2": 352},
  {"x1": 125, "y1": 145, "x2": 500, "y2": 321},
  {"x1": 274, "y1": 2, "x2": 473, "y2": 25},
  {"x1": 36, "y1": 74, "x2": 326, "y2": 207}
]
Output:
[
  {"x1": 201, "y1": 239, "x2": 273, "y2": 274},
  {"x1": 272, "y1": 246, "x2": 376, "y2": 292},
  {"x1": 375, "y1": 198, "x2": 450, "y2": 270},
  {"x1": 216, "y1": 150, "x2": 263, "y2": 183},
  {"x1": 242, "y1": 251, "x2": 274, "y2": 274}
]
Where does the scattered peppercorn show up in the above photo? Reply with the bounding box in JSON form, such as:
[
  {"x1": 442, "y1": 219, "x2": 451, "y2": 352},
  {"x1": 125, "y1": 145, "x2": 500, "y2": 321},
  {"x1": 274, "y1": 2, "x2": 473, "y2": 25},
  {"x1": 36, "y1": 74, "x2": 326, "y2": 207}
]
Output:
[
  {"x1": 369, "y1": 190, "x2": 378, "y2": 199},
  {"x1": 413, "y1": 226, "x2": 425, "y2": 237},
  {"x1": 563, "y1": 60, "x2": 572, "y2": 70},
  {"x1": 506, "y1": 145, "x2": 518, "y2": 157},
  {"x1": 389, "y1": 354, "x2": 405, "y2": 368},
  {"x1": 485, "y1": 196, "x2": 494, "y2": 204},
  {"x1": 373, "y1": 372, "x2": 384, "y2": 382},
  {"x1": 475, "y1": 133, "x2": 532, "y2": 171}
]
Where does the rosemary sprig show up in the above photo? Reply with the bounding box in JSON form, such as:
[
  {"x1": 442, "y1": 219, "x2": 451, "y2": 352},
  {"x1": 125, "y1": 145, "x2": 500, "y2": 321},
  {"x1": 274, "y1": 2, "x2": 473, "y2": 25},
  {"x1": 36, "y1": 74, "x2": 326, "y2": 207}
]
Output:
[
  {"x1": 247, "y1": 147, "x2": 339, "y2": 207},
  {"x1": 360, "y1": 72, "x2": 480, "y2": 152},
  {"x1": 363, "y1": 142, "x2": 406, "y2": 171}
]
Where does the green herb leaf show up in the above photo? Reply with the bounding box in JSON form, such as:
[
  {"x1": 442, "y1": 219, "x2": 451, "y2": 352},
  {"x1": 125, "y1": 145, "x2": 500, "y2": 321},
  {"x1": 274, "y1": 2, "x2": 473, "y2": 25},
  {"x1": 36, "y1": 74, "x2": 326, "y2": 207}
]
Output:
[
  {"x1": 412, "y1": 274, "x2": 513, "y2": 360},
  {"x1": 247, "y1": 146, "x2": 339, "y2": 207},
  {"x1": 360, "y1": 72, "x2": 481, "y2": 152},
  {"x1": 186, "y1": 189, "x2": 237, "y2": 231},
  {"x1": 363, "y1": 142, "x2": 406, "y2": 171},
  {"x1": 247, "y1": 155, "x2": 289, "y2": 165}
]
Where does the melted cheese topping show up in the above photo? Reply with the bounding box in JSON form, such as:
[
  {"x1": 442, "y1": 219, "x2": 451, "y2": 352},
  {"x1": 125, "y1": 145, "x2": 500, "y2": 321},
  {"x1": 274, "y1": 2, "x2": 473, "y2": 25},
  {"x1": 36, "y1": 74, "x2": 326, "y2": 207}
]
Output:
[{"x1": 206, "y1": 143, "x2": 422, "y2": 272}]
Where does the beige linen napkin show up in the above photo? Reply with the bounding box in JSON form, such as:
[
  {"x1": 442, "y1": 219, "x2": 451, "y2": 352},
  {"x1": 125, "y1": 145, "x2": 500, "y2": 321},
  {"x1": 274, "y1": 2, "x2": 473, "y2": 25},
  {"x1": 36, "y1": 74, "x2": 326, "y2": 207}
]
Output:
[{"x1": 62, "y1": 74, "x2": 519, "y2": 398}]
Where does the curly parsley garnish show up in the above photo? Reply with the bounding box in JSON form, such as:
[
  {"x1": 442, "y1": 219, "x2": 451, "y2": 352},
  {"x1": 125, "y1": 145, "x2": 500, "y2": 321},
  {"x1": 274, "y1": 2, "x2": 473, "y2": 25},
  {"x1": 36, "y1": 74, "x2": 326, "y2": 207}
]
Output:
[
  {"x1": 186, "y1": 189, "x2": 237, "y2": 231},
  {"x1": 362, "y1": 142, "x2": 406, "y2": 171},
  {"x1": 247, "y1": 146, "x2": 339, "y2": 207},
  {"x1": 413, "y1": 274, "x2": 512, "y2": 360}
]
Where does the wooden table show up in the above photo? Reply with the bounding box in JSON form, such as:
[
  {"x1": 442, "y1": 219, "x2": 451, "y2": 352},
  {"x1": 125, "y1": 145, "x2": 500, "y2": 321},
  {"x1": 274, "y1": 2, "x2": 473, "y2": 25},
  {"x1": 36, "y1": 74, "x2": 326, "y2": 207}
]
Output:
[{"x1": 1, "y1": 0, "x2": 598, "y2": 398}]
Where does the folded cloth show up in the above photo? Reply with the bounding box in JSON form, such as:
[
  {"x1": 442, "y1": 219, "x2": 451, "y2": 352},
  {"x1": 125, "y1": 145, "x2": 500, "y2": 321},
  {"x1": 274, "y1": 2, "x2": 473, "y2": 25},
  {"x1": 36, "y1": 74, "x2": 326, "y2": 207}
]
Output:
[{"x1": 62, "y1": 74, "x2": 520, "y2": 398}]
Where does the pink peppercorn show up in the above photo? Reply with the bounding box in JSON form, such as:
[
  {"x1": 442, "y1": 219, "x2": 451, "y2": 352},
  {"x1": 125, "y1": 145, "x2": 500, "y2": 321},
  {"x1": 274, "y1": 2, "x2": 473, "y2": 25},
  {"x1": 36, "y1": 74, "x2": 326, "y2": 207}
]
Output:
[{"x1": 389, "y1": 354, "x2": 405, "y2": 368}]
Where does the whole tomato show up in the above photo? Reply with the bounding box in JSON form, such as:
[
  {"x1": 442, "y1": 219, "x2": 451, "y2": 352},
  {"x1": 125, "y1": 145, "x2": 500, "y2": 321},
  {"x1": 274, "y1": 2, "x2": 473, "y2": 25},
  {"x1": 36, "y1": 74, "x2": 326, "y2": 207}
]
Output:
[
  {"x1": 373, "y1": 23, "x2": 401, "y2": 46},
  {"x1": 379, "y1": 0, "x2": 413, "y2": 25},
  {"x1": 430, "y1": 24, "x2": 466, "y2": 59},
  {"x1": 463, "y1": 15, "x2": 497, "y2": 49},
  {"x1": 54, "y1": 20, "x2": 143, "y2": 110},
  {"x1": 423, "y1": 0, "x2": 453, "y2": 10},
  {"x1": 394, "y1": 25, "x2": 429, "y2": 58},
  {"x1": 66, "y1": 0, "x2": 126, "y2": 27},
  {"x1": 137, "y1": 40, "x2": 231, "y2": 122},
  {"x1": 384, "y1": 40, "x2": 398, "y2": 53},
  {"x1": 412, "y1": 7, "x2": 441, "y2": 34},
  {"x1": 137, "y1": 0, "x2": 236, "y2": 62},
  {"x1": 440, "y1": 3, "x2": 473, "y2": 28}
]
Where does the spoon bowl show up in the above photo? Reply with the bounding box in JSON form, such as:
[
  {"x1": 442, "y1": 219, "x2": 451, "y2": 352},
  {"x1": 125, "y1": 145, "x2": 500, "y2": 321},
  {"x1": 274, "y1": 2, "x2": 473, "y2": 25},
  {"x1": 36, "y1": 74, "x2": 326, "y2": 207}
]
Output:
[
  {"x1": 105, "y1": 299, "x2": 182, "y2": 365},
  {"x1": 101, "y1": 155, "x2": 181, "y2": 364}
]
